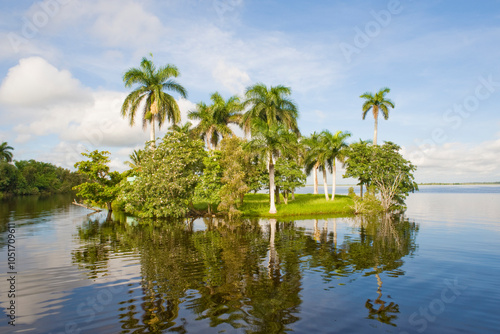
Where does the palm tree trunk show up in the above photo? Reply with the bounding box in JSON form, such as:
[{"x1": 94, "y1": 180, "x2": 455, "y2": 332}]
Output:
[
  {"x1": 322, "y1": 167, "x2": 329, "y2": 200},
  {"x1": 207, "y1": 129, "x2": 213, "y2": 150},
  {"x1": 330, "y1": 161, "x2": 336, "y2": 201},
  {"x1": 150, "y1": 121, "x2": 156, "y2": 148},
  {"x1": 269, "y1": 155, "x2": 277, "y2": 214},
  {"x1": 313, "y1": 164, "x2": 319, "y2": 194},
  {"x1": 373, "y1": 113, "x2": 378, "y2": 146}
]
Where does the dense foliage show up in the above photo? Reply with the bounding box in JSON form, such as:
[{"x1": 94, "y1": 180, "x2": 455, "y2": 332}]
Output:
[
  {"x1": 344, "y1": 142, "x2": 418, "y2": 212},
  {"x1": 274, "y1": 157, "x2": 306, "y2": 204},
  {"x1": 0, "y1": 160, "x2": 86, "y2": 196},
  {"x1": 194, "y1": 151, "x2": 224, "y2": 214},
  {"x1": 217, "y1": 137, "x2": 250, "y2": 219},
  {"x1": 120, "y1": 131, "x2": 206, "y2": 218},
  {"x1": 73, "y1": 151, "x2": 123, "y2": 210}
]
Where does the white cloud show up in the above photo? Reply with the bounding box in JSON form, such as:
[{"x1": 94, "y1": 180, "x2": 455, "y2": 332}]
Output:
[
  {"x1": 403, "y1": 138, "x2": 500, "y2": 182},
  {"x1": 212, "y1": 60, "x2": 251, "y2": 95},
  {"x1": 0, "y1": 57, "x2": 198, "y2": 165},
  {"x1": 0, "y1": 56, "x2": 91, "y2": 107},
  {"x1": 176, "y1": 97, "x2": 197, "y2": 124},
  {"x1": 88, "y1": 1, "x2": 164, "y2": 49}
]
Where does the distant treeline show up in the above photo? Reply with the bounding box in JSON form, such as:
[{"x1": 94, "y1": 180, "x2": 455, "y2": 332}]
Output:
[{"x1": 0, "y1": 160, "x2": 87, "y2": 197}]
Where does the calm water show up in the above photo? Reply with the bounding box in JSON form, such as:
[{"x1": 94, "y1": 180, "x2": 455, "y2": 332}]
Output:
[{"x1": 0, "y1": 186, "x2": 499, "y2": 333}]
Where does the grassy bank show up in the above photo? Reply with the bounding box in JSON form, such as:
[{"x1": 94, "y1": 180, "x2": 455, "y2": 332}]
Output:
[{"x1": 240, "y1": 193, "x2": 355, "y2": 218}]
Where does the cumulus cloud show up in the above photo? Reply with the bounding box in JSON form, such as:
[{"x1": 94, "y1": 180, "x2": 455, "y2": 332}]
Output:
[
  {"x1": 0, "y1": 56, "x2": 91, "y2": 107},
  {"x1": 403, "y1": 138, "x2": 500, "y2": 182},
  {"x1": 0, "y1": 57, "x2": 198, "y2": 170}
]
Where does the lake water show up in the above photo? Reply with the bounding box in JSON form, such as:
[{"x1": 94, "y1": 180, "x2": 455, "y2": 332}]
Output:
[{"x1": 1, "y1": 186, "x2": 499, "y2": 333}]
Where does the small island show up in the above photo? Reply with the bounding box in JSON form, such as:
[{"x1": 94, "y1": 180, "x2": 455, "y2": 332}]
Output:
[{"x1": 64, "y1": 56, "x2": 418, "y2": 220}]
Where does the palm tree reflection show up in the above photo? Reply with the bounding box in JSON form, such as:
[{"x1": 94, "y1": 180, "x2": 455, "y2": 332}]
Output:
[{"x1": 72, "y1": 212, "x2": 418, "y2": 332}]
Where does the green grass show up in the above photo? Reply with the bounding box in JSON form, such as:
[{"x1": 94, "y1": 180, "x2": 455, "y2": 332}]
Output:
[{"x1": 240, "y1": 193, "x2": 355, "y2": 218}]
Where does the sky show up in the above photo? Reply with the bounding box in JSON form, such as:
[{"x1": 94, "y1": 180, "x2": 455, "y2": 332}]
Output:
[{"x1": 0, "y1": 0, "x2": 500, "y2": 183}]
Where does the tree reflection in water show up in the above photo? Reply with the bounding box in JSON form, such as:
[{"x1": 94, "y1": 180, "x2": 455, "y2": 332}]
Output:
[{"x1": 72, "y1": 212, "x2": 418, "y2": 333}]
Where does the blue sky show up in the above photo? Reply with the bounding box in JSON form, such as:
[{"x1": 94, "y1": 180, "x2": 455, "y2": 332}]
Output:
[{"x1": 0, "y1": 0, "x2": 499, "y2": 183}]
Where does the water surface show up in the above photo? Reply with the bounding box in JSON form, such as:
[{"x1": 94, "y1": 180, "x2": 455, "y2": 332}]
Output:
[{"x1": 0, "y1": 186, "x2": 499, "y2": 333}]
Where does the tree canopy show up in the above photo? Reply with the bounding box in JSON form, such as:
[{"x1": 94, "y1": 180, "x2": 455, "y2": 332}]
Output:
[
  {"x1": 360, "y1": 88, "x2": 395, "y2": 145},
  {"x1": 0, "y1": 142, "x2": 14, "y2": 162},
  {"x1": 120, "y1": 131, "x2": 206, "y2": 218},
  {"x1": 73, "y1": 150, "x2": 123, "y2": 211}
]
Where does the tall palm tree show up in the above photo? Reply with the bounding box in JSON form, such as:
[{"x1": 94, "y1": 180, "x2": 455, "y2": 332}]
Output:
[
  {"x1": 322, "y1": 130, "x2": 351, "y2": 200},
  {"x1": 241, "y1": 83, "x2": 299, "y2": 135},
  {"x1": 0, "y1": 142, "x2": 14, "y2": 162},
  {"x1": 245, "y1": 119, "x2": 298, "y2": 214},
  {"x1": 360, "y1": 87, "x2": 395, "y2": 145},
  {"x1": 302, "y1": 132, "x2": 321, "y2": 195},
  {"x1": 121, "y1": 55, "x2": 187, "y2": 147},
  {"x1": 189, "y1": 92, "x2": 242, "y2": 150}
]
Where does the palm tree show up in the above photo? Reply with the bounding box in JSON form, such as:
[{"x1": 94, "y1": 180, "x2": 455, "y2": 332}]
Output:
[
  {"x1": 245, "y1": 119, "x2": 298, "y2": 214},
  {"x1": 0, "y1": 142, "x2": 14, "y2": 162},
  {"x1": 322, "y1": 130, "x2": 351, "y2": 200},
  {"x1": 302, "y1": 132, "x2": 321, "y2": 195},
  {"x1": 360, "y1": 87, "x2": 395, "y2": 145},
  {"x1": 168, "y1": 121, "x2": 193, "y2": 135},
  {"x1": 125, "y1": 149, "x2": 143, "y2": 170},
  {"x1": 304, "y1": 132, "x2": 332, "y2": 200},
  {"x1": 121, "y1": 55, "x2": 187, "y2": 147},
  {"x1": 189, "y1": 92, "x2": 242, "y2": 150},
  {"x1": 241, "y1": 83, "x2": 299, "y2": 135}
]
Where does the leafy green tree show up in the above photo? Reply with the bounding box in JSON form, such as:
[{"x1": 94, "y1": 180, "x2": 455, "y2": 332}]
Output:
[
  {"x1": 73, "y1": 150, "x2": 123, "y2": 211},
  {"x1": 343, "y1": 139, "x2": 373, "y2": 197},
  {"x1": 245, "y1": 120, "x2": 298, "y2": 214},
  {"x1": 360, "y1": 87, "x2": 395, "y2": 145},
  {"x1": 241, "y1": 83, "x2": 299, "y2": 135},
  {"x1": 121, "y1": 55, "x2": 187, "y2": 147},
  {"x1": 275, "y1": 157, "x2": 306, "y2": 204},
  {"x1": 121, "y1": 132, "x2": 206, "y2": 218},
  {"x1": 0, "y1": 162, "x2": 20, "y2": 193},
  {"x1": 344, "y1": 141, "x2": 417, "y2": 212},
  {"x1": 218, "y1": 137, "x2": 249, "y2": 219},
  {"x1": 245, "y1": 155, "x2": 268, "y2": 194},
  {"x1": 189, "y1": 92, "x2": 242, "y2": 150},
  {"x1": 370, "y1": 142, "x2": 418, "y2": 212},
  {"x1": 0, "y1": 142, "x2": 14, "y2": 162},
  {"x1": 194, "y1": 151, "x2": 224, "y2": 214}
]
